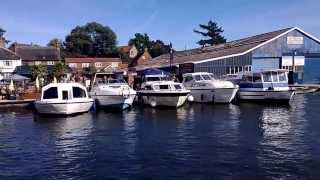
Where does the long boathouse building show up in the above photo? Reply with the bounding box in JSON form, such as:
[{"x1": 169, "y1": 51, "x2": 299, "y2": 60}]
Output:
[{"x1": 134, "y1": 27, "x2": 320, "y2": 83}]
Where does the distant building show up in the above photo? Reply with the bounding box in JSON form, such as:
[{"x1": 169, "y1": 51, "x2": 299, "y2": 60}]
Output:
[
  {"x1": 135, "y1": 27, "x2": 320, "y2": 84},
  {"x1": 65, "y1": 57, "x2": 123, "y2": 73},
  {"x1": 9, "y1": 43, "x2": 61, "y2": 66},
  {"x1": 0, "y1": 38, "x2": 22, "y2": 77},
  {"x1": 119, "y1": 45, "x2": 152, "y2": 67}
]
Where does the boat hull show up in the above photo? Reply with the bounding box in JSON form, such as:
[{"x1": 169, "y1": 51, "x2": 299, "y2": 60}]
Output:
[
  {"x1": 34, "y1": 100, "x2": 93, "y2": 115},
  {"x1": 92, "y1": 94, "x2": 136, "y2": 110},
  {"x1": 138, "y1": 92, "x2": 189, "y2": 107},
  {"x1": 189, "y1": 88, "x2": 238, "y2": 103},
  {"x1": 238, "y1": 90, "x2": 295, "y2": 102}
]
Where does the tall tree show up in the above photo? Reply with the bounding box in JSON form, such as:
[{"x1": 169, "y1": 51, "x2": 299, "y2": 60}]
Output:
[
  {"x1": 194, "y1": 20, "x2": 226, "y2": 47},
  {"x1": 47, "y1": 38, "x2": 67, "y2": 58},
  {"x1": 64, "y1": 22, "x2": 117, "y2": 57},
  {"x1": 0, "y1": 28, "x2": 5, "y2": 38},
  {"x1": 128, "y1": 33, "x2": 170, "y2": 58},
  {"x1": 31, "y1": 64, "x2": 48, "y2": 80},
  {"x1": 0, "y1": 27, "x2": 10, "y2": 45},
  {"x1": 52, "y1": 62, "x2": 68, "y2": 81}
]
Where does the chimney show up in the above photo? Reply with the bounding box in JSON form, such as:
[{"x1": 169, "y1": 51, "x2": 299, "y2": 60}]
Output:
[{"x1": 0, "y1": 37, "x2": 5, "y2": 48}]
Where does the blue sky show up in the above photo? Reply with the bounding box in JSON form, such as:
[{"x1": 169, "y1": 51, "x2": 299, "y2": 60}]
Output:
[{"x1": 1, "y1": 0, "x2": 319, "y2": 50}]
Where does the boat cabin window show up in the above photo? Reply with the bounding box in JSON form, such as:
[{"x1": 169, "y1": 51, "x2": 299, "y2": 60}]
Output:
[
  {"x1": 174, "y1": 84, "x2": 182, "y2": 90},
  {"x1": 159, "y1": 85, "x2": 169, "y2": 90},
  {"x1": 262, "y1": 72, "x2": 272, "y2": 82},
  {"x1": 184, "y1": 76, "x2": 193, "y2": 83},
  {"x1": 278, "y1": 72, "x2": 287, "y2": 82},
  {"x1": 146, "y1": 77, "x2": 161, "y2": 82},
  {"x1": 62, "y1": 91, "x2": 69, "y2": 100},
  {"x1": 144, "y1": 85, "x2": 152, "y2": 90},
  {"x1": 202, "y1": 74, "x2": 212, "y2": 80},
  {"x1": 242, "y1": 75, "x2": 253, "y2": 82},
  {"x1": 253, "y1": 74, "x2": 262, "y2": 83},
  {"x1": 72, "y1": 87, "x2": 87, "y2": 98},
  {"x1": 108, "y1": 79, "x2": 126, "y2": 84},
  {"x1": 272, "y1": 72, "x2": 279, "y2": 82},
  {"x1": 43, "y1": 87, "x2": 58, "y2": 99},
  {"x1": 194, "y1": 75, "x2": 202, "y2": 81}
]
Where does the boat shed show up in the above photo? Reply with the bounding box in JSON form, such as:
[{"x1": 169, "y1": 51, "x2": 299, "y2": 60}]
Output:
[{"x1": 134, "y1": 27, "x2": 320, "y2": 83}]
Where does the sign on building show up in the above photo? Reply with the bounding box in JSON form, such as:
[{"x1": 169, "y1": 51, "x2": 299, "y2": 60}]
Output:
[{"x1": 287, "y1": 36, "x2": 304, "y2": 45}]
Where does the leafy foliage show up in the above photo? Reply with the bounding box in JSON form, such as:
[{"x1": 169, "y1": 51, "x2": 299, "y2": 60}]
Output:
[
  {"x1": 0, "y1": 27, "x2": 10, "y2": 45},
  {"x1": 194, "y1": 20, "x2": 226, "y2": 47},
  {"x1": 128, "y1": 33, "x2": 171, "y2": 58},
  {"x1": 31, "y1": 64, "x2": 48, "y2": 80},
  {"x1": 83, "y1": 64, "x2": 97, "y2": 76},
  {"x1": 64, "y1": 22, "x2": 117, "y2": 57},
  {"x1": 52, "y1": 62, "x2": 68, "y2": 81}
]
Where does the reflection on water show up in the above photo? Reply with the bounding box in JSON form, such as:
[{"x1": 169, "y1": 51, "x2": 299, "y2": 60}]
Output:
[{"x1": 0, "y1": 94, "x2": 320, "y2": 179}]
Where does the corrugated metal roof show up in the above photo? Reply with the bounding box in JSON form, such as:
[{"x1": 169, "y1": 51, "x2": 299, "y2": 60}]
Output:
[{"x1": 134, "y1": 27, "x2": 294, "y2": 70}]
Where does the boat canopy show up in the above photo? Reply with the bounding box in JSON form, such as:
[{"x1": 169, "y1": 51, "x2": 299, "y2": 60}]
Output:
[{"x1": 142, "y1": 69, "x2": 170, "y2": 76}]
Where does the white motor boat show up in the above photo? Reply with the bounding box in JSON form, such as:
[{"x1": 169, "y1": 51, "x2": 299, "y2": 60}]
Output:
[
  {"x1": 235, "y1": 69, "x2": 295, "y2": 102},
  {"x1": 90, "y1": 73, "x2": 136, "y2": 110},
  {"x1": 138, "y1": 72, "x2": 190, "y2": 107},
  {"x1": 182, "y1": 72, "x2": 238, "y2": 103},
  {"x1": 34, "y1": 83, "x2": 94, "y2": 115}
]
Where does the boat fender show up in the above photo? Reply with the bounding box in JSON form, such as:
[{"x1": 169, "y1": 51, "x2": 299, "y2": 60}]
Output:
[
  {"x1": 188, "y1": 95, "x2": 194, "y2": 102},
  {"x1": 150, "y1": 100, "x2": 157, "y2": 107}
]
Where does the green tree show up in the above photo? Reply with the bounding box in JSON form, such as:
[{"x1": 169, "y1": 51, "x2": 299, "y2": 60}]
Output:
[
  {"x1": 47, "y1": 38, "x2": 67, "y2": 58},
  {"x1": 83, "y1": 64, "x2": 97, "y2": 76},
  {"x1": 52, "y1": 62, "x2": 68, "y2": 81},
  {"x1": 0, "y1": 27, "x2": 10, "y2": 45},
  {"x1": 64, "y1": 22, "x2": 117, "y2": 57},
  {"x1": 194, "y1": 20, "x2": 226, "y2": 47},
  {"x1": 31, "y1": 64, "x2": 48, "y2": 80},
  {"x1": 128, "y1": 33, "x2": 170, "y2": 58}
]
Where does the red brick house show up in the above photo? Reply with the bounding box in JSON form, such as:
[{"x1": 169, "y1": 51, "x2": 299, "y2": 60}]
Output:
[{"x1": 65, "y1": 57, "x2": 123, "y2": 72}]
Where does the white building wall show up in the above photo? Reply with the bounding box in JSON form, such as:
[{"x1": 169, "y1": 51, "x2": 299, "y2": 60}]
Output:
[{"x1": 0, "y1": 59, "x2": 22, "y2": 74}]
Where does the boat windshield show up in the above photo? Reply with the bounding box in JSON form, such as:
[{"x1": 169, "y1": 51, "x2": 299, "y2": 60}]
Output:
[
  {"x1": 146, "y1": 76, "x2": 170, "y2": 82},
  {"x1": 278, "y1": 72, "x2": 287, "y2": 82},
  {"x1": 97, "y1": 79, "x2": 126, "y2": 84},
  {"x1": 202, "y1": 74, "x2": 212, "y2": 80},
  {"x1": 262, "y1": 72, "x2": 272, "y2": 82}
]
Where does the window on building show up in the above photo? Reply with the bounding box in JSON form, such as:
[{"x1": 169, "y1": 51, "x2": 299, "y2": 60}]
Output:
[
  {"x1": 82, "y1": 63, "x2": 90, "y2": 68},
  {"x1": 43, "y1": 87, "x2": 58, "y2": 99},
  {"x1": 69, "y1": 63, "x2": 77, "y2": 68},
  {"x1": 47, "y1": 61, "x2": 54, "y2": 65},
  {"x1": 111, "y1": 62, "x2": 119, "y2": 68},
  {"x1": 72, "y1": 87, "x2": 86, "y2": 98},
  {"x1": 95, "y1": 62, "x2": 102, "y2": 67},
  {"x1": 3, "y1": 61, "x2": 12, "y2": 67}
]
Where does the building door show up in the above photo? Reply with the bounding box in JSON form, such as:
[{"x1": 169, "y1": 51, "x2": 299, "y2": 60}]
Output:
[{"x1": 303, "y1": 58, "x2": 320, "y2": 83}]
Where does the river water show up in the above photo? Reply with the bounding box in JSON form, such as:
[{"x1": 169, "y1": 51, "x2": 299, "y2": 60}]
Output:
[{"x1": 0, "y1": 93, "x2": 320, "y2": 179}]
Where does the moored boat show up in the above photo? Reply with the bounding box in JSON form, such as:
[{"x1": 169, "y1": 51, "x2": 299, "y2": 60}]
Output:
[
  {"x1": 90, "y1": 73, "x2": 136, "y2": 110},
  {"x1": 234, "y1": 69, "x2": 295, "y2": 103},
  {"x1": 182, "y1": 72, "x2": 238, "y2": 103},
  {"x1": 137, "y1": 70, "x2": 190, "y2": 107},
  {"x1": 34, "y1": 83, "x2": 94, "y2": 115}
]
